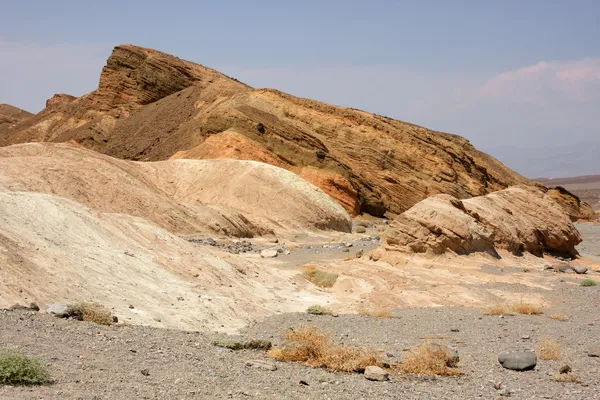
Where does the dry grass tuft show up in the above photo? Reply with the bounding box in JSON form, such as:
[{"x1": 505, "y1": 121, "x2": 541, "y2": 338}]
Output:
[
  {"x1": 485, "y1": 304, "x2": 514, "y2": 316},
  {"x1": 538, "y1": 337, "x2": 561, "y2": 360},
  {"x1": 66, "y1": 302, "x2": 113, "y2": 325},
  {"x1": 397, "y1": 342, "x2": 461, "y2": 376},
  {"x1": 358, "y1": 307, "x2": 394, "y2": 318},
  {"x1": 302, "y1": 265, "x2": 339, "y2": 288},
  {"x1": 512, "y1": 302, "x2": 543, "y2": 315},
  {"x1": 486, "y1": 302, "x2": 543, "y2": 316},
  {"x1": 268, "y1": 325, "x2": 379, "y2": 372},
  {"x1": 553, "y1": 373, "x2": 582, "y2": 383},
  {"x1": 550, "y1": 313, "x2": 566, "y2": 321}
]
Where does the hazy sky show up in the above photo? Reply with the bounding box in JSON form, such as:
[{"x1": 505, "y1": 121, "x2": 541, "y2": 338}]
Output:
[{"x1": 1, "y1": 1, "x2": 599, "y2": 150}]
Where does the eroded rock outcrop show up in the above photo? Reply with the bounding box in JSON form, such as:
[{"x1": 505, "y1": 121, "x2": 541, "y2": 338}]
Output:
[
  {"x1": 1, "y1": 45, "x2": 594, "y2": 220},
  {"x1": 383, "y1": 186, "x2": 582, "y2": 257}
]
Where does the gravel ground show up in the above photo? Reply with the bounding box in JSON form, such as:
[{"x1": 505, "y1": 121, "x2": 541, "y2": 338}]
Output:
[{"x1": 1, "y1": 226, "x2": 600, "y2": 399}]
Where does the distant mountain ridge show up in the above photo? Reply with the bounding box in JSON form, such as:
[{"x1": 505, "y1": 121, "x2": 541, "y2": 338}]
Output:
[{"x1": 485, "y1": 142, "x2": 600, "y2": 179}]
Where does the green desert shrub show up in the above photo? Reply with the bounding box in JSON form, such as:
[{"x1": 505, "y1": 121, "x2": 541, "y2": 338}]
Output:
[
  {"x1": 306, "y1": 305, "x2": 331, "y2": 315},
  {"x1": 302, "y1": 265, "x2": 339, "y2": 288},
  {"x1": 0, "y1": 350, "x2": 50, "y2": 385},
  {"x1": 581, "y1": 279, "x2": 597, "y2": 287}
]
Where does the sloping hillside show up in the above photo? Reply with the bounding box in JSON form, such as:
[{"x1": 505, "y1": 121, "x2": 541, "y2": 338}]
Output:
[
  {"x1": 0, "y1": 44, "x2": 593, "y2": 220},
  {"x1": 0, "y1": 143, "x2": 351, "y2": 236},
  {"x1": 0, "y1": 104, "x2": 32, "y2": 130}
]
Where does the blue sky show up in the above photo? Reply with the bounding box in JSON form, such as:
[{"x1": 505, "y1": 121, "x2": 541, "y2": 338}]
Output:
[{"x1": 1, "y1": 0, "x2": 599, "y2": 150}]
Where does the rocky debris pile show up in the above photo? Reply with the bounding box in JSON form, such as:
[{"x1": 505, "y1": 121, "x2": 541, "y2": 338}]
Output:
[
  {"x1": 187, "y1": 238, "x2": 258, "y2": 254},
  {"x1": 382, "y1": 186, "x2": 582, "y2": 256},
  {"x1": 544, "y1": 264, "x2": 588, "y2": 274}
]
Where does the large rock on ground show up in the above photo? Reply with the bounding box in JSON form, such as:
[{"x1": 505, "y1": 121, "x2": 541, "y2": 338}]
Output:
[
  {"x1": 498, "y1": 351, "x2": 537, "y2": 371},
  {"x1": 383, "y1": 186, "x2": 581, "y2": 256}
]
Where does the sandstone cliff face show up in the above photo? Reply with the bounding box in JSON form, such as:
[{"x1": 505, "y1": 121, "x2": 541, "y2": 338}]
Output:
[
  {"x1": 0, "y1": 45, "x2": 594, "y2": 220},
  {"x1": 383, "y1": 186, "x2": 582, "y2": 257}
]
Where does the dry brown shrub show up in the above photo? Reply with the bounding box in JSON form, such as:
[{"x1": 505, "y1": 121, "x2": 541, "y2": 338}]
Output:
[
  {"x1": 485, "y1": 305, "x2": 514, "y2": 316},
  {"x1": 538, "y1": 337, "x2": 561, "y2": 360},
  {"x1": 397, "y1": 342, "x2": 461, "y2": 376},
  {"x1": 358, "y1": 307, "x2": 393, "y2": 318},
  {"x1": 301, "y1": 265, "x2": 339, "y2": 288},
  {"x1": 553, "y1": 373, "x2": 581, "y2": 383},
  {"x1": 511, "y1": 302, "x2": 543, "y2": 315},
  {"x1": 268, "y1": 325, "x2": 379, "y2": 372},
  {"x1": 550, "y1": 313, "x2": 566, "y2": 321},
  {"x1": 67, "y1": 302, "x2": 113, "y2": 325}
]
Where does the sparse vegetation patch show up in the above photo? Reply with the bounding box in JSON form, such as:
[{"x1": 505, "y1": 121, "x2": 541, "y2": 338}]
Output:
[
  {"x1": 268, "y1": 325, "x2": 379, "y2": 372},
  {"x1": 538, "y1": 337, "x2": 561, "y2": 360},
  {"x1": 302, "y1": 265, "x2": 339, "y2": 288},
  {"x1": 66, "y1": 302, "x2": 113, "y2": 325},
  {"x1": 397, "y1": 342, "x2": 461, "y2": 376},
  {"x1": 0, "y1": 350, "x2": 50, "y2": 386},
  {"x1": 306, "y1": 305, "x2": 332, "y2": 315},
  {"x1": 581, "y1": 279, "x2": 597, "y2": 287}
]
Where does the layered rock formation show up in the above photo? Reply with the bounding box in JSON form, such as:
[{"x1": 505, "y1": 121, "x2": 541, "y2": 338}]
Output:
[
  {"x1": 0, "y1": 44, "x2": 594, "y2": 220},
  {"x1": 383, "y1": 186, "x2": 582, "y2": 257},
  {"x1": 0, "y1": 143, "x2": 351, "y2": 236}
]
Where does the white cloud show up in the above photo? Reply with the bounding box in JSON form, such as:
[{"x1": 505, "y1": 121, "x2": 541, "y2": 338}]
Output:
[{"x1": 478, "y1": 58, "x2": 600, "y2": 104}]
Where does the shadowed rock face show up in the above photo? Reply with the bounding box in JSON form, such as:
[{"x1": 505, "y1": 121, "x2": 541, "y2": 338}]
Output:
[
  {"x1": 0, "y1": 44, "x2": 594, "y2": 220},
  {"x1": 383, "y1": 186, "x2": 582, "y2": 257}
]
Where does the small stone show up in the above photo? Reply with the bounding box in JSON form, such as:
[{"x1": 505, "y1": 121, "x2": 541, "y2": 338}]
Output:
[
  {"x1": 558, "y1": 265, "x2": 574, "y2": 273},
  {"x1": 46, "y1": 304, "x2": 69, "y2": 318},
  {"x1": 498, "y1": 351, "x2": 537, "y2": 371},
  {"x1": 586, "y1": 346, "x2": 600, "y2": 357},
  {"x1": 573, "y1": 266, "x2": 588, "y2": 274},
  {"x1": 364, "y1": 365, "x2": 389, "y2": 381},
  {"x1": 345, "y1": 243, "x2": 353, "y2": 248},
  {"x1": 129, "y1": 305, "x2": 135, "y2": 309},
  {"x1": 246, "y1": 359, "x2": 277, "y2": 371},
  {"x1": 141, "y1": 369, "x2": 150, "y2": 376},
  {"x1": 112, "y1": 315, "x2": 119, "y2": 323},
  {"x1": 260, "y1": 249, "x2": 278, "y2": 258},
  {"x1": 450, "y1": 328, "x2": 460, "y2": 332},
  {"x1": 521, "y1": 334, "x2": 531, "y2": 340},
  {"x1": 559, "y1": 364, "x2": 571, "y2": 374},
  {"x1": 356, "y1": 249, "x2": 364, "y2": 258}
]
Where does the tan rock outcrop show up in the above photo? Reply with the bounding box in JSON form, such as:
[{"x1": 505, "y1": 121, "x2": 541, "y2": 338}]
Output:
[{"x1": 383, "y1": 186, "x2": 582, "y2": 257}]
